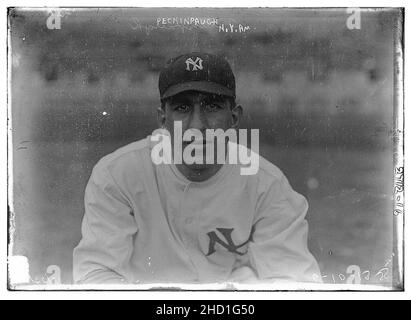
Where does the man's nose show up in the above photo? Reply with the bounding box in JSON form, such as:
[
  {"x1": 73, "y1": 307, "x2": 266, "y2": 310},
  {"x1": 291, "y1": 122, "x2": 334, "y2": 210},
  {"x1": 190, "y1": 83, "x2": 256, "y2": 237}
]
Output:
[{"x1": 188, "y1": 105, "x2": 207, "y2": 131}]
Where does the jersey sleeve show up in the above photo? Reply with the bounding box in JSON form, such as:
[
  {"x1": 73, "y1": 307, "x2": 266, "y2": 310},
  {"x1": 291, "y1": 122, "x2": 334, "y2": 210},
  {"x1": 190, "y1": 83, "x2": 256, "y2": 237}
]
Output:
[
  {"x1": 248, "y1": 173, "x2": 322, "y2": 283},
  {"x1": 73, "y1": 162, "x2": 138, "y2": 284}
]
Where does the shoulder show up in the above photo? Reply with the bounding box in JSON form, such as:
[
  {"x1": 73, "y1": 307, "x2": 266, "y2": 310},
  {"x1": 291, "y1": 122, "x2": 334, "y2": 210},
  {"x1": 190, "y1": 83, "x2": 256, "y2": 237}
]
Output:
[
  {"x1": 90, "y1": 137, "x2": 153, "y2": 194},
  {"x1": 94, "y1": 137, "x2": 151, "y2": 173},
  {"x1": 257, "y1": 155, "x2": 287, "y2": 183},
  {"x1": 232, "y1": 142, "x2": 285, "y2": 184},
  {"x1": 256, "y1": 155, "x2": 301, "y2": 196},
  {"x1": 253, "y1": 155, "x2": 289, "y2": 198},
  {"x1": 236, "y1": 146, "x2": 287, "y2": 190},
  {"x1": 234, "y1": 148, "x2": 307, "y2": 217},
  {"x1": 255, "y1": 155, "x2": 308, "y2": 218}
]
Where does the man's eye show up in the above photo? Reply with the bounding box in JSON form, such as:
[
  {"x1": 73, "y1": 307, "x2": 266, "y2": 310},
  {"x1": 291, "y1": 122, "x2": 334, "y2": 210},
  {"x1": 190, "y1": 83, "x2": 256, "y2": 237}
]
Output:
[
  {"x1": 175, "y1": 105, "x2": 190, "y2": 112},
  {"x1": 204, "y1": 104, "x2": 222, "y2": 112}
]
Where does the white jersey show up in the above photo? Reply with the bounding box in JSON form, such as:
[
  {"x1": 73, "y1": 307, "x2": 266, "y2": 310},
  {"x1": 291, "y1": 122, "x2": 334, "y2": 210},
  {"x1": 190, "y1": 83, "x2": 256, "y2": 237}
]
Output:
[{"x1": 73, "y1": 136, "x2": 321, "y2": 284}]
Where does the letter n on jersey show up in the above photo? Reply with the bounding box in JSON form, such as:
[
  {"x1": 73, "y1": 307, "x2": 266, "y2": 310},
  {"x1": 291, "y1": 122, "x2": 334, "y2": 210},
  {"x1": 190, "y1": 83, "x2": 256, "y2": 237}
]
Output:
[{"x1": 206, "y1": 227, "x2": 254, "y2": 256}]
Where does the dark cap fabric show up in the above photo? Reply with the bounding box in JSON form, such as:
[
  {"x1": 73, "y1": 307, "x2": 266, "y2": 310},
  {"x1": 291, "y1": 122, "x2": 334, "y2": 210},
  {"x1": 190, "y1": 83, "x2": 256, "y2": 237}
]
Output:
[{"x1": 159, "y1": 52, "x2": 236, "y2": 100}]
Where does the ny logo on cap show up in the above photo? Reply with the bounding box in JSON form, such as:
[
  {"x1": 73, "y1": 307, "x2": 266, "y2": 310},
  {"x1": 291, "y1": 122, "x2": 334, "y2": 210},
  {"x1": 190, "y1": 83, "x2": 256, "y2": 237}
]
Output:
[{"x1": 185, "y1": 57, "x2": 203, "y2": 71}]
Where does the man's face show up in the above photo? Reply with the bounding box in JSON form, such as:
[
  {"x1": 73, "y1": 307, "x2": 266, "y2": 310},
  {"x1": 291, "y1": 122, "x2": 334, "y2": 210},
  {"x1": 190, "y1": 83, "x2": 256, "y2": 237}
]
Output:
[{"x1": 159, "y1": 90, "x2": 241, "y2": 170}]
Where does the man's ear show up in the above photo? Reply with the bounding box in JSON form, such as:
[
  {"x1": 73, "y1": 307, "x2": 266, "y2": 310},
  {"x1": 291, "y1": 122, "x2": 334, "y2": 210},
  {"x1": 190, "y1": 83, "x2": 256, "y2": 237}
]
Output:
[
  {"x1": 157, "y1": 105, "x2": 166, "y2": 128},
  {"x1": 231, "y1": 104, "x2": 243, "y2": 129}
]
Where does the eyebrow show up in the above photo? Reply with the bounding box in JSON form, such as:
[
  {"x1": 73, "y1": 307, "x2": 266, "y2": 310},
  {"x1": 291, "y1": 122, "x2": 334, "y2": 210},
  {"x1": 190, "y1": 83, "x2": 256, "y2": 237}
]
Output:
[
  {"x1": 168, "y1": 94, "x2": 191, "y2": 105},
  {"x1": 203, "y1": 94, "x2": 226, "y2": 104},
  {"x1": 168, "y1": 92, "x2": 228, "y2": 106}
]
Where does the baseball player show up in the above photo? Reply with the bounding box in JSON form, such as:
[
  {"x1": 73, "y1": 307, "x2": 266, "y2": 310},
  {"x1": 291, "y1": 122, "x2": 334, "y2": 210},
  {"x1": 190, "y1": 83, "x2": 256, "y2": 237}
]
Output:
[{"x1": 73, "y1": 52, "x2": 321, "y2": 284}]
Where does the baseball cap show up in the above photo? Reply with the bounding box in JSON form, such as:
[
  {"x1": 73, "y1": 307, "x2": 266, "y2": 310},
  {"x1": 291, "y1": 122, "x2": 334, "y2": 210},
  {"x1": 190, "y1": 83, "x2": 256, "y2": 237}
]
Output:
[{"x1": 159, "y1": 52, "x2": 236, "y2": 100}]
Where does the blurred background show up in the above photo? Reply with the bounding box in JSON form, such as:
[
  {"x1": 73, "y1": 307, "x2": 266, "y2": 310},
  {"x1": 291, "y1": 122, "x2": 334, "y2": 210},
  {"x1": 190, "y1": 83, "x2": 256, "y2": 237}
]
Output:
[{"x1": 10, "y1": 8, "x2": 400, "y2": 286}]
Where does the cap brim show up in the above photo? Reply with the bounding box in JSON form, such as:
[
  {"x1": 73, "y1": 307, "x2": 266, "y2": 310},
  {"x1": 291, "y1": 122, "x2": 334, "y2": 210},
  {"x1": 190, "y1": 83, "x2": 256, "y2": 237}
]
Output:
[{"x1": 161, "y1": 81, "x2": 235, "y2": 99}]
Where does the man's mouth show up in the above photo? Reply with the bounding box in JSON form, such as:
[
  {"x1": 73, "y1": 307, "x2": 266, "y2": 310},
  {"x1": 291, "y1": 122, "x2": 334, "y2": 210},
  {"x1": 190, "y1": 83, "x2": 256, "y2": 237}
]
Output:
[{"x1": 183, "y1": 138, "x2": 214, "y2": 147}]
